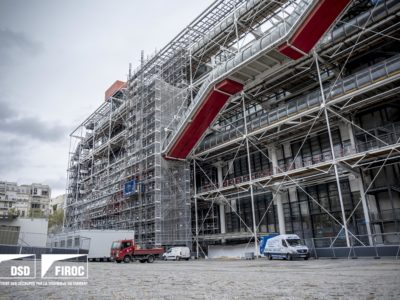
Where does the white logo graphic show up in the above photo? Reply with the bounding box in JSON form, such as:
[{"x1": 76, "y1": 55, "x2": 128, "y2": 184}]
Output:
[
  {"x1": 41, "y1": 254, "x2": 88, "y2": 279},
  {"x1": 0, "y1": 254, "x2": 36, "y2": 279}
]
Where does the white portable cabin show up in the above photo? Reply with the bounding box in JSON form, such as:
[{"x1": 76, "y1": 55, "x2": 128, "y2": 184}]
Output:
[{"x1": 48, "y1": 229, "x2": 135, "y2": 260}]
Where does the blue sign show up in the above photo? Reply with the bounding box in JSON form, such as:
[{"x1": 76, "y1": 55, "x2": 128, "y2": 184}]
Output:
[{"x1": 124, "y1": 180, "x2": 136, "y2": 197}]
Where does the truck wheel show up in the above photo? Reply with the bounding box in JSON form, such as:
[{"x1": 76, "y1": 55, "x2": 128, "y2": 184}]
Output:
[
  {"x1": 185, "y1": 258, "x2": 190, "y2": 261},
  {"x1": 268, "y1": 254, "x2": 273, "y2": 260},
  {"x1": 176, "y1": 257, "x2": 180, "y2": 261},
  {"x1": 304, "y1": 257, "x2": 309, "y2": 261},
  {"x1": 286, "y1": 254, "x2": 293, "y2": 261},
  {"x1": 123, "y1": 256, "x2": 131, "y2": 263},
  {"x1": 147, "y1": 255, "x2": 154, "y2": 263}
]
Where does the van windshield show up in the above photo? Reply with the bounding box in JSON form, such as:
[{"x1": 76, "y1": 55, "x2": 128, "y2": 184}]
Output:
[{"x1": 286, "y1": 239, "x2": 302, "y2": 246}]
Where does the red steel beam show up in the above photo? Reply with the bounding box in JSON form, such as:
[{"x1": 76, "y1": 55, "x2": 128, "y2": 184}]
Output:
[
  {"x1": 165, "y1": 79, "x2": 243, "y2": 160},
  {"x1": 279, "y1": 0, "x2": 351, "y2": 60}
]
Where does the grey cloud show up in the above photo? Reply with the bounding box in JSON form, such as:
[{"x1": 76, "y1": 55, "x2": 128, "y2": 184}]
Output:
[
  {"x1": 0, "y1": 99, "x2": 14, "y2": 119},
  {"x1": 0, "y1": 101, "x2": 67, "y2": 142},
  {"x1": 0, "y1": 137, "x2": 25, "y2": 172},
  {"x1": 0, "y1": 28, "x2": 43, "y2": 57},
  {"x1": 44, "y1": 176, "x2": 67, "y2": 194}
]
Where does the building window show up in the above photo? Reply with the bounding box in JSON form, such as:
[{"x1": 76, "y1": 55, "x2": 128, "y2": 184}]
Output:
[{"x1": 33, "y1": 188, "x2": 37, "y2": 195}]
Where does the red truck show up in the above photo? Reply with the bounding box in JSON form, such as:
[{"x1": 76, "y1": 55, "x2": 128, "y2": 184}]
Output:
[{"x1": 110, "y1": 239, "x2": 164, "y2": 263}]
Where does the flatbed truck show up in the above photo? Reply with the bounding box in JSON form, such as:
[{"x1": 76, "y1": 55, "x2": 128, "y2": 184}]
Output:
[{"x1": 110, "y1": 239, "x2": 164, "y2": 263}]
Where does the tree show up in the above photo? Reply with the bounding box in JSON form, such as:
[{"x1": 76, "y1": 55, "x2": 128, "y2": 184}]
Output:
[
  {"x1": 7, "y1": 208, "x2": 19, "y2": 218},
  {"x1": 48, "y1": 209, "x2": 64, "y2": 230},
  {"x1": 29, "y1": 208, "x2": 44, "y2": 218}
]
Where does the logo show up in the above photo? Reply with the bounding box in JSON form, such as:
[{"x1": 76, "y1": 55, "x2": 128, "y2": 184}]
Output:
[
  {"x1": 0, "y1": 254, "x2": 36, "y2": 279},
  {"x1": 41, "y1": 254, "x2": 88, "y2": 279}
]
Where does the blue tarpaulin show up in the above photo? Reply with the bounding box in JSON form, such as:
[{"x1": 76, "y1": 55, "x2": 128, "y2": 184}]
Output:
[{"x1": 123, "y1": 180, "x2": 136, "y2": 197}]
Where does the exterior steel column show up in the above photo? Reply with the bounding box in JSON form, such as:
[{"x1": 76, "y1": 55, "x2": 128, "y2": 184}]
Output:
[
  {"x1": 194, "y1": 160, "x2": 199, "y2": 259},
  {"x1": 219, "y1": 204, "x2": 226, "y2": 235},
  {"x1": 216, "y1": 164, "x2": 226, "y2": 236},
  {"x1": 269, "y1": 144, "x2": 278, "y2": 176},
  {"x1": 346, "y1": 122, "x2": 373, "y2": 245},
  {"x1": 276, "y1": 195, "x2": 286, "y2": 235},
  {"x1": 314, "y1": 52, "x2": 350, "y2": 247},
  {"x1": 242, "y1": 95, "x2": 258, "y2": 256},
  {"x1": 269, "y1": 144, "x2": 286, "y2": 234},
  {"x1": 357, "y1": 174, "x2": 373, "y2": 246}
]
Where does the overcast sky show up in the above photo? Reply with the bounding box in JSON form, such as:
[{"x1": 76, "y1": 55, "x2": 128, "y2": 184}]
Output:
[{"x1": 0, "y1": 0, "x2": 214, "y2": 197}]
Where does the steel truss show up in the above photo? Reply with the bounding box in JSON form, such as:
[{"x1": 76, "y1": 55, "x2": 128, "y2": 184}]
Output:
[{"x1": 191, "y1": 0, "x2": 400, "y2": 256}]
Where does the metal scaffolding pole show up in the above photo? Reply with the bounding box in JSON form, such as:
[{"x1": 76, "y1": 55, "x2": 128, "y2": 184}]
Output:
[
  {"x1": 193, "y1": 159, "x2": 199, "y2": 259},
  {"x1": 63, "y1": 136, "x2": 72, "y2": 231},
  {"x1": 314, "y1": 51, "x2": 350, "y2": 247},
  {"x1": 242, "y1": 93, "x2": 258, "y2": 256}
]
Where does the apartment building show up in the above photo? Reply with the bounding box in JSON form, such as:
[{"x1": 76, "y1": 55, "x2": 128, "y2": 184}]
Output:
[
  {"x1": 50, "y1": 194, "x2": 65, "y2": 214},
  {"x1": 0, "y1": 181, "x2": 51, "y2": 218}
]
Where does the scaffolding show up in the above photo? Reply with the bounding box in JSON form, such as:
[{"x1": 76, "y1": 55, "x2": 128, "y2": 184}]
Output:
[
  {"x1": 65, "y1": 0, "x2": 262, "y2": 247},
  {"x1": 65, "y1": 0, "x2": 400, "y2": 254}
]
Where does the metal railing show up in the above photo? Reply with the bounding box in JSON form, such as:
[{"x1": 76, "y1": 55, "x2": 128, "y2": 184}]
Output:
[
  {"x1": 196, "y1": 128, "x2": 400, "y2": 194},
  {"x1": 370, "y1": 208, "x2": 400, "y2": 223},
  {"x1": 306, "y1": 232, "x2": 400, "y2": 259}
]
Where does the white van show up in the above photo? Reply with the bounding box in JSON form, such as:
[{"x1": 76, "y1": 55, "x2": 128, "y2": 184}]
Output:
[
  {"x1": 163, "y1": 247, "x2": 191, "y2": 261},
  {"x1": 264, "y1": 234, "x2": 309, "y2": 260}
]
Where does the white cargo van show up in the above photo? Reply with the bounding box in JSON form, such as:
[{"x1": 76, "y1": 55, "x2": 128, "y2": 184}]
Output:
[
  {"x1": 163, "y1": 247, "x2": 191, "y2": 261},
  {"x1": 264, "y1": 234, "x2": 309, "y2": 260}
]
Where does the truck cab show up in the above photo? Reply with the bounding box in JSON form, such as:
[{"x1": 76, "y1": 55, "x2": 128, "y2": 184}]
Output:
[
  {"x1": 110, "y1": 239, "x2": 164, "y2": 263},
  {"x1": 111, "y1": 239, "x2": 134, "y2": 263},
  {"x1": 264, "y1": 234, "x2": 310, "y2": 260}
]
